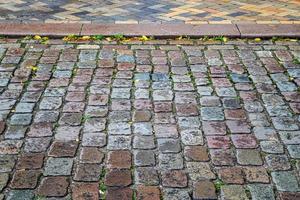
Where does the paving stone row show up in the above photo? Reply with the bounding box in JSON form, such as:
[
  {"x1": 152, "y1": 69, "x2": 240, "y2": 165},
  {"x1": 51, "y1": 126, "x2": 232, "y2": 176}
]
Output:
[{"x1": 0, "y1": 38, "x2": 300, "y2": 200}]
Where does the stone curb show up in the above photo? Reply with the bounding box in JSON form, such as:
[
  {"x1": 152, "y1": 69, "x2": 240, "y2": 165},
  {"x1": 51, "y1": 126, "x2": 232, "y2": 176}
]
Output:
[{"x1": 0, "y1": 23, "x2": 299, "y2": 38}]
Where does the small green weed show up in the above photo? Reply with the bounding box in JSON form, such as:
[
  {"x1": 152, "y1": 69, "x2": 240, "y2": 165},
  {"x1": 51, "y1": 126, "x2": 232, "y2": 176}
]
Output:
[
  {"x1": 132, "y1": 192, "x2": 137, "y2": 200},
  {"x1": 213, "y1": 36, "x2": 228, "y2": 42},
  {"x1": 112, "y1": 33, "x2": 125, "y2": 41},
  {"x1": 214, "y1": 179, "x2": 225, "y2": 192},
  {"x1": 290, "y1": 159, "x2": 297, "y2": 167},
  {"x1": 92, "y1": 35, "x2": 105, "y2": 40},
  {"x1": 63, "y1": 34, "x2": 79, "y2": 42},
  {"x1": 81, "y1": 115, "x2": 91, "y2": 123},
  {"x1": 99, "y1": 168, "x2": 107, "y2": 200},
  {"x1": 293, "y1": 58, "x2": 300, "y2": 64}
]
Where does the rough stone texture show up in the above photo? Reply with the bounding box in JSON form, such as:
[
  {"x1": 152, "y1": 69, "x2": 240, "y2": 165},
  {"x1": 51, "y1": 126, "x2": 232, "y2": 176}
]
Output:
[
  {"x1": 243, "y1": 167, "x2": 270, "y2": 183},
  {"x1": 271, "y1": 171, "x2": 300, "y2": 192},
  {"x1": 106, "y1": 188, "x2": 133, "y2": 200},
  {"x1": 16, "y1": 153, "x2": 44, "y2": 169},
  {"x1": 184, "y1": 146, "x2": 209, "y2": 161},
  {"x1": 79, "y1": 147, "x2": 104, "y2": 164},
  {"x1": 6, "y1": 190, "x2": 35, "y2": 200},
  {"x1": 236, "y1": 149, "x2": 263, "y2": 165},
  {"x1": 44, "y1": 158, "x2": 73, "y2": 176},
  {"x1": 135, "y1": 167, "x2": 159, "y2": 185},
  {"x1": 137, "y1": 186, "x2": 160, "y2": 200},
  {"x1": 107, "y1": 150, "x2": 131, "y2": 169},
  {"x1": 0, "y1": 173, "x2": 9, "y2": 192},
  {"x1": 248, "y1": 184, "x2": 275, "y2": 200},
  {"x1": 221, "y1": 185, "x2": 249, "y2": 200},
  {"x1": 218, "y1": 167, "x2": 244, "y2": 184},
  {"x1": 105, "y1": 169, "x2": 132, "y2": 187},
  {"x1": 10, "y1": 170, "x2": 41, "y2": 189},
  {"x1": 134, "y1": 150, "x2": 155, "y2": 167},
  {"x1": 72, "y1": 182, "x2": 99, "y2": 200},
  {"x1": 161, "y1": 170, "x2": 188, "y2": 188},
  {"x1": 193, "y1": 180, "x2": 217, "y2": 200},
  {"x1": 37, "y1": 176, "x2": 69, "y2": 197},
  {"x1": 48, "y1": 141, "x2": 78, "y2": 157},
  {"x1": 0, "y1": 39, "x2": 299, "y2": 199}
]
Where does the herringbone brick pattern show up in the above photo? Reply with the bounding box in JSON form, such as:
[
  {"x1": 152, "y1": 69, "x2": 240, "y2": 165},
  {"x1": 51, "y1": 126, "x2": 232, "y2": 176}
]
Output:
[{"x1": 0, "y1": 0, "x2": 299, "y2": 24}]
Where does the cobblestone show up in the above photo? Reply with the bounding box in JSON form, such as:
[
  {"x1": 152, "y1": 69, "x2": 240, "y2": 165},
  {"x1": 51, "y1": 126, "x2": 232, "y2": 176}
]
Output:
[
  {"x1": 6, "y1": 190, "x2": 34, "y2": 200},
  {"x1": 44, "y1": 158, "x2": 73, "y2": 176},
  {"x1": 248, "y1": 184, "x2": 275, "y2": 200},
  {"x1": 10, "y1": 170, "x2": 41, "y2": 189},
  {"x1": 105, "y1": 169, "x2": 132, "y2": 187},
  {"x1": 271, "y1": 171, "x2": 300, "y2": 192},
  {"x1": 16, "y1": 153, "x2": 44, "y2": 169},
  {"x1": 38, "y1": 176, "x2": 69, "y2": 197},
  {"x1": 74, "y1": 163, "x2": 101, "y2": 181},
  {"x1": 237, "y1": 149, "x2": 263, "y2": 165},
  {"x1": 243, "y1": 166, "x2": 269, "y2": 183},
  {"x1": 221, "y1": 185, "x2": 249, "y2": 200},
  {"x1": 218, "y1": 167, "x2": 244, "y2": 184},
  {"x1": 193, "y1": 180, "x2": 217, "y2": 200},
  {"x1": 137, "y1": 186, "x2": 160, "y2": 200},
  {"x1": 135, "y1": 167, "x2": 159, "y2": 185},
  {"x1": 0, "y1": 39, "x2": 299, "y2": 199}
]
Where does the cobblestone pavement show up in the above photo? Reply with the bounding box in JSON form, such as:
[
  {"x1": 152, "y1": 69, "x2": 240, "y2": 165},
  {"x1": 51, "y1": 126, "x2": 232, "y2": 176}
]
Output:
[
  {"x1": 0, "y1": 0, "x2": 299, "y2": 24},
  {"x1": 0, "y1": 38, "x2": 300, "y2": 200}
]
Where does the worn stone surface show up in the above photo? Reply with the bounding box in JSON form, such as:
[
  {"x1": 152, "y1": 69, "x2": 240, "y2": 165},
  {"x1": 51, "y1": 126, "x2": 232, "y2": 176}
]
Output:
[
  {"x1": 135, "y1": 167, "x2": 159, "y2": 185},
  {"x1": 0, "y1": 39, "x2": 299, "y2": 199},
  {"x1": 237, "y1": 149, "x2": 263, "y2": 165},
  {"x1": 10, "y1": 170, "x2": 41, "y2": 189},
  {"x1": 38, "y1": 176, "x2": 69, "y2": 197},
  {"x1": 193, "y1": 180, "x2": 217, "y2": 200},
  {"x1": 161, "y1": 170, "x2": 188, "y2": 188},
  {"x1": 221, "y1": 185, "x2": 249, "y2": 200},
  {"x1": 6, "y1": 190, "x2": 34, "y2": 200},
  {"x1": 248, "y1": 184, "x2": 275, "y2": 200},
  {"x1": 218, "y1": 167, "x2": 244, "y2": 184},
  {"x1": 72, "y1": 182, "x2": 99, "y2": 200},
  {"x1": 107, "y1": 150, "x2": 131, "y2": 169},
  {"x1": 271, "y1": 171, "x2": 300, "y2": 192},
  {"x1": 44, "y1": 158, "x2": 73, "y2": 176},
  {"x1": 105, "y1": 169, "x2": 132, "y2": 187},
  {"x1": 243, "y1": 167, "x2": 270, "y2": 183},
  {"x1": 106, "y1": 188, "x2": 133, "y2": 200},
  {"x1": 16, "y1": 153, "x2": 44, "y2": 169},
  {"x1": 79, "y1": 147, "x2": 104, "y2": 164},
  {"x1": 74, "y1": 163, "x2": 102, "y2": 181},
  {"x1": 137, "y1": 186, "x2": 160, "y2": 200}
]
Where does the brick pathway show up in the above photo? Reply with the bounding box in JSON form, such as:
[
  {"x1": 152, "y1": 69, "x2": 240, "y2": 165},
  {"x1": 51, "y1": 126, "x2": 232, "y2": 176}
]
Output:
[
  {"x1": 0, "y1": 38, "x2": 300, "y2": 200},
  {"x1": 0, "y1": 0, "x2": 299, "y2": 24}
]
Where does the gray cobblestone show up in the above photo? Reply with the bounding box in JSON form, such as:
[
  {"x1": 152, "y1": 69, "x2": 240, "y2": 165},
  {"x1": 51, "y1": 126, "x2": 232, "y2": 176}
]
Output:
[
  {"x1": 271, "y1": 171, "x2": 300, "y2": 192},
  {"x1": 44, "y1": 157, "x2": 73, "y2": 176},
  {"x1": 248, "y1": 184, "x2": 275, "y2": 200}
]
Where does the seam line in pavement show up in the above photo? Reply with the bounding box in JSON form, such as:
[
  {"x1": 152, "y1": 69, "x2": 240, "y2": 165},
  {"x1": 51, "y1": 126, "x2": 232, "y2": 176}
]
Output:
[
  {"x1": 235, "y1": 24, "x2": 242, "y2": 37},
  {"x1": 79, "y1": 23, "x2": 84, "y2": 36}
]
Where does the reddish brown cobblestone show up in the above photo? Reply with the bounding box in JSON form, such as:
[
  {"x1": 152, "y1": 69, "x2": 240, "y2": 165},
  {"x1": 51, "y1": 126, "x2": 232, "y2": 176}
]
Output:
[
  {"x1": 71, "y1": 182, "x2": 99, "y2": 200},
  {"x1": 137, "y1": 186, "x2": 161, "y2": 200},
  {"x1": 0, "y1": 38, "x2": 299, "y2": 199},
  {"x1": 37, "y1": 176, "x2": 69, "y2": 197},
  {"x1": 106, "y1": 187, "x2": 133, "y2": 200}
]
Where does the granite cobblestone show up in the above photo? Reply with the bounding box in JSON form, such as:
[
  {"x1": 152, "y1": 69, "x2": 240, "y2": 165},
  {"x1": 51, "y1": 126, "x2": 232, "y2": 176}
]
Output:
[{"x1": 0, "y1": 38, "x2": 299, "y2": 199}]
